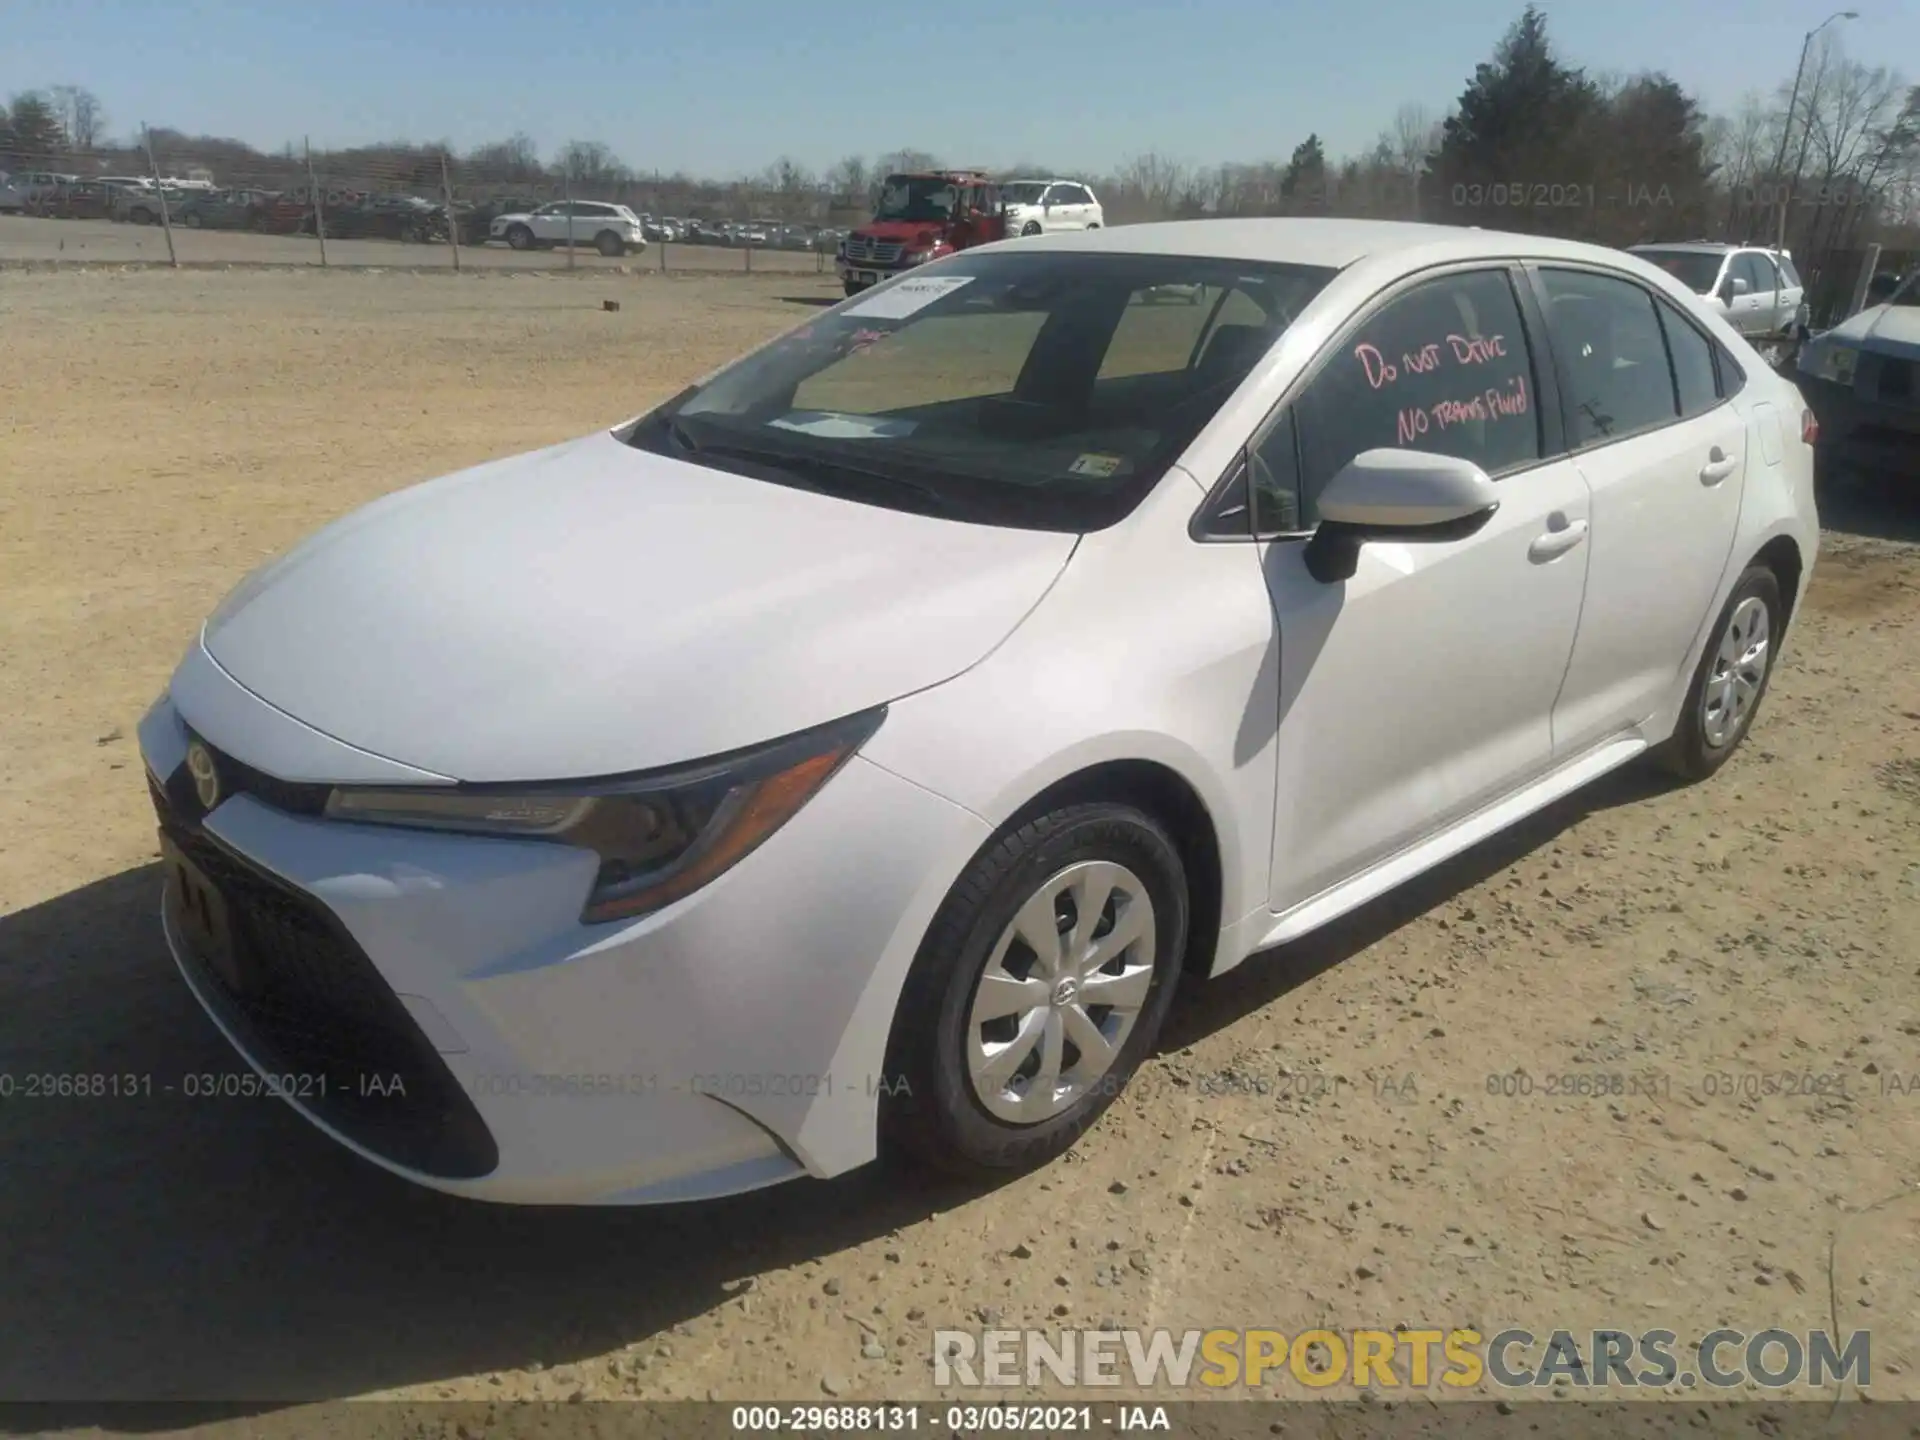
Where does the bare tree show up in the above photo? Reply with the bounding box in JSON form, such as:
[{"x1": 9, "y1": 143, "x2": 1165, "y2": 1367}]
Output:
[
  {"x1": 823, "y1": 154, "x2": 870, "y2": 202},
  {"x1": 47, "y1": 84, "x2": 105, "y2": 150},
  {"x1": 555, "y1": 139, "x2": 627, "y2": 191},
  {"x1": 465, "y1": 132, "x2": 544, "y2": 184},
  {"x1": 874, "y1": 148, "x2": 941, "y2": 177}
]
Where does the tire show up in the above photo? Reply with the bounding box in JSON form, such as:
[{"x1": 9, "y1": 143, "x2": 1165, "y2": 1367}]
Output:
[
  {"x1": 1655, "y1": 564, "x2": 1783, "y2": 782},
  {"x1": 880, "y1": 802, "x2": 1188, "y2": 1178},
  {"x1": 505, "y1": 223, "x2": 534, "y2": 251},
  {"x1": 1086, "y1": 221, "x2": 1101, "y2": 229},
  {"x1": 183, "y1": 211, "x2": 203, "y2": 228},
  {"x1": 1021, "y1": 221, "x2": 1042, "y2": 237},
  {"x1": 594, "y1": 230, "x2": 624, "y2": 257},
  {"x1": 843, "y1": 280, "x2": 865, "y2": 297}
]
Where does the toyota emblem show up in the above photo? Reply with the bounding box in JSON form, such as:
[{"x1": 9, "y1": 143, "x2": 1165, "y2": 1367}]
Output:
[{"x1": 186, "y1": 740, "x2": 221, "y2": 812}]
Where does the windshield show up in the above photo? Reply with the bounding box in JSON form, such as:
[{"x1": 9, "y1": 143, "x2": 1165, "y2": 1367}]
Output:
[
  {"x1": 626, "y1": 250, "x2": 1336, "y2": 532},
  {"x1": 874, "y1": 175, "x2": 957, "y2": 223},
  {"x1": 1002, "y1": 183, "x2": 1048, "y2": 205},
  {"x1": 1634, "y1": 249, "x2": 1725, "y2": 293}
]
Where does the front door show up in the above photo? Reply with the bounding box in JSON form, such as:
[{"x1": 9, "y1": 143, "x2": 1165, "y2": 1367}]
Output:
[{"x1": 1255, "y1": 266, "x2": 1593, "y2": 914}]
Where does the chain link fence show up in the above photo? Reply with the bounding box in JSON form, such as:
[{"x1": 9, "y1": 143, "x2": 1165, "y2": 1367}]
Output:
[{"x1": 0, "y1": 131, "x2": 850, "y2": 275}]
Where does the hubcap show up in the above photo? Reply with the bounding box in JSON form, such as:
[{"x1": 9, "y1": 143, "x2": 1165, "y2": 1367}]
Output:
[
  {"x1": 1701, "y1": 595, "x2": 1770, "y2": 749},
  {"x1": 964, "y1": 860, "x2": 1156, "y2": 1124}
]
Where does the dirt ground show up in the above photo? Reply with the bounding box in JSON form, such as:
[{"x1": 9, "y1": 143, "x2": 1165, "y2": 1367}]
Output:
[{"x1": 2, "y1": 267, "x2": 1919, "y2": 1432}]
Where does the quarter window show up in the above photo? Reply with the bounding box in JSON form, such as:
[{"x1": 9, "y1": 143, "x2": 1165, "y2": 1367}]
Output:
[
  {"x1": 1293, "y1": 268, "x2": 1542, "y2": 523},
  {"x1": 1538, "y1": 268, "x2": 1677, "y2": 446}
]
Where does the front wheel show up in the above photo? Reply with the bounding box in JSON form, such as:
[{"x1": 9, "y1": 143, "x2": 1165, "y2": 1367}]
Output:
[
  {"x1": 1655, "y1": 564, "x2": 1783, "y2": 782},
  {"x1": 1021, "y1": 221, "x2": 1042, "y2": 237},
  {"x1": 881, "y1": 803, "x2": 1188, "y2": 1177},
  {"x1": 594, "y1": 230, "x2": 625, "y2": 257},
  {"x1": 505, "y1": 224, "x2": 534, "y2": 251}
]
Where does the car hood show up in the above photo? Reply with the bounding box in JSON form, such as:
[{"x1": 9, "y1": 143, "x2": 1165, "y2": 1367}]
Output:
[
  {"x1": 1819, "y1": 303, "x2": 1920, "y2": 358},
  {"x1": 491, "y1": 212, "x2": 533, "y2": 225},
  {"x1": 199, "y1": 429, "x2": 1077, "y2": 783}
]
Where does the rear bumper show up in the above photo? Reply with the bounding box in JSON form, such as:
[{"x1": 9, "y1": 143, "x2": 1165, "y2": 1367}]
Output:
[{"x1": 1801, "y1": 373, "x2": 1920, "y2": 479}]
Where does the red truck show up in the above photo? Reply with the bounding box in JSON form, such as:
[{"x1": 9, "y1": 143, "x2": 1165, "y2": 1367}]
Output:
[{"x1": 835, "y1": 170, "x2": 1008, "y2": 296}]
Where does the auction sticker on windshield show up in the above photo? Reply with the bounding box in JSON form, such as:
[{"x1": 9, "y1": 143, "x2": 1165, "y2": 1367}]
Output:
[{"x1": 843, "y1": 275, "x2": 975, "y2": 319}]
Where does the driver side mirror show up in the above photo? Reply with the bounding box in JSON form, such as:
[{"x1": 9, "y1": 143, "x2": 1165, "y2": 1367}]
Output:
[
  {"x1": 1303, "y1": 449, "x2": 1500, "y2": 584},
  {"x1": 1721, "y1": 275, "x2": 1751, "y2": 303}
]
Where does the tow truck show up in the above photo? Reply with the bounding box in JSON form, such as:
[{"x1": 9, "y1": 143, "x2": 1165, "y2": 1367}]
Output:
[{"x1": 836, "y1": 169, "x2": 1008, "y2": 296}]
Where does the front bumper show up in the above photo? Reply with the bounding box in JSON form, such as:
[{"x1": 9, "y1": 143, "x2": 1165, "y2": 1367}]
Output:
[
  {"x1": 138, "y1": 667, "x2": 988, "y2": 1205},
  {"x1": 1800, "y1": 370, "x2": 1920, "y2": 480}
]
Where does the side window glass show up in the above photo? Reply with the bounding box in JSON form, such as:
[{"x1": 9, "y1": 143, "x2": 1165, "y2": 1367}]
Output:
[
  {"x1": 1250, "y1": 408, "x2": 1303, "y2": 533},
  {"x1": 1538, "y1": 268, "x2": 1678, "y2": 446},
  {"x1": 1294, "y1": 269, "x2": 1541, "y2": 523},
  {"x1": 1657, "y1": 298, "x2": 1720, "y2": 418}
]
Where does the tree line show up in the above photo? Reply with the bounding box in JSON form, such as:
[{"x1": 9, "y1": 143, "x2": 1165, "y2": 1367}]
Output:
[{"x1": 5, "y1": 7, "x2": 1916, "y2": 262}]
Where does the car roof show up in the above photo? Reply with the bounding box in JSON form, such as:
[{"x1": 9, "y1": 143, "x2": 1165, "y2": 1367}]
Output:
[
  {"x1": 999, "y1": 217, "x2": 1683, "y2": 272},
  {"x1": 1630, "y1": 241, "x2": 1793, "y2": 257}
]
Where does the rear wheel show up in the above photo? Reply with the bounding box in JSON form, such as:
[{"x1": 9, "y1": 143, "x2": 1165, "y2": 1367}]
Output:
[
  {"x1": 183, "y1": 212, "x2": 203, "y2": 229},
  {"x1": 1655, "y1": 564, "x2": 1783, "y2": 782},
  {"x1": 1021, "y1": 221, "x2": 1042, "y2": 237},
  {"x1": 881, "y1": 803, "x2": 1188, "y2": 1177}
]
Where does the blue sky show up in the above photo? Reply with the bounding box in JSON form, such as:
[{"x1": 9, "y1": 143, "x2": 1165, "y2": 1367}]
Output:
[{"x1": 3, "y1": 0, "x2": 1914, "y2": 178}]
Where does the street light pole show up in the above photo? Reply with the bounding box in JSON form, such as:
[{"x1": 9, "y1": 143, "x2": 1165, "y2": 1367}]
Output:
[{"x1": 1774, "y1": 9, "x2": 1858, "y2": 252}]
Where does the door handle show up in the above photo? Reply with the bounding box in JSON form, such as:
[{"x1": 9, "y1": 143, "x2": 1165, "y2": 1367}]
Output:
[
  {"x1": 1528, "y1": 517, "x2": 1588, "y2": 562},
  {"x1": 1700, "y1": 447, "x2": 1739, "y2": 485}
]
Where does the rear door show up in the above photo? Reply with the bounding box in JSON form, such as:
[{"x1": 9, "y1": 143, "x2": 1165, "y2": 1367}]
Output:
[{"x1": 1533, "y1": 266, "x2": 1748, "y2": 756}]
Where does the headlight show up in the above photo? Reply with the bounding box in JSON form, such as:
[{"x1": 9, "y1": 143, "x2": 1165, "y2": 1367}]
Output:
[
  {"x1": 323, "y1": 707, "x2": 885, "y2": 924},
  {"x1": 1804, "y1": 342, "x2": 1859, "y2": 385}
]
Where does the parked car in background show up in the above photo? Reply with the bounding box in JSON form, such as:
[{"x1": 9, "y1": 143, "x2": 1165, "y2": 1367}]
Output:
[
  {"x1": 320, "y1": 193, "x2": 450, "y2": 243},
  {"x1": 1630, "y1": 243, "x2": 1808, "y2": 349},
  {"x1": 1797, "y1": 268, "x2": 1920, "y2": 486},
  {"x1": 1000, "y1": 178, "x2": 1105, "y2": 236},
  {"x1": 489, "y1": 200, "x2": 646, "y2": 255},
  {"x1": 139, "y1": 220, "x2": 1816, "y2": 1205},
  {"x1": 109, "y1": 182, "x2": 195, "y2": 226},
  {"x1": 30, "y1": 180, "x2": 115, "y2": 220},
  {"x1": 455, "y1": 195, "x2": 544, "y2": 246},
  {"x1": 175, "y1": 188, "x2": 278, "y2": 230},
  {"x1": 2, "y1": 170, "x2": 80, "y2": 212}
]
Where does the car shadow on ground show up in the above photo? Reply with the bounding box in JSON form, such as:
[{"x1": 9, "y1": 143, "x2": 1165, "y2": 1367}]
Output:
[
  {"x1": 1162, "y1": 759, "x2": 1682, "y2": 1051},
  {"x1": 0, "y1": 764, "x2": 1681, "y2": 1422},
  {"x1": 1815, "y1": 478, "x2": 1920, "y2": 545}
]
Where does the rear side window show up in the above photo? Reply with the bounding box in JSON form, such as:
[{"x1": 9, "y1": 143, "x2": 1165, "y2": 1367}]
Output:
[
  {"x1": 1538, "y1": 269, "x2": 1677, "y2": 446},
  {"x1": 1294, "y1": 267, "x2": 1542, "y2": 520},
  {"x1": 1655, "y1": 298, "x2": 1720, "y2": 418},
  {"x1": 1777, "y1": 255, "x2": 1803, "y2": 288}
]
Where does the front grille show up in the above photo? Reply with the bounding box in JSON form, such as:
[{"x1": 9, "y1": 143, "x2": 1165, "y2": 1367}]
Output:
[
  {"x1": 151, "y1": 769, "x2": 499, "y2": 1180},
  {"x1": 843, "y1": 235, "x2": 904, "y2": 265}
]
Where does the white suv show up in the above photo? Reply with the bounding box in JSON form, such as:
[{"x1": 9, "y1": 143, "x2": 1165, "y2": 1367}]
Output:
[
  {"x1": 1629, "y1": 243, "x2": 1808, "y2": 343},
  {"x1": 489, "y1": 200, "x2": 647, "y2": 256},
  {"x1": 1000, "y1": 178, "x2": 1103, "y2": 236}
]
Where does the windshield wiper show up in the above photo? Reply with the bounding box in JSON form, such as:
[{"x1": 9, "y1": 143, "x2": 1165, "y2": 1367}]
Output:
[{"x1": 693, "y1": 440, "x2": 963, "y2": 518}]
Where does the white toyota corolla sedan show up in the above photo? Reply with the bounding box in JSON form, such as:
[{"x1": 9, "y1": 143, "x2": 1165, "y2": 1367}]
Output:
[{"x1": 140, "y1": 219, "x2": 1818, "y2": 1204}]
